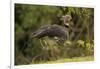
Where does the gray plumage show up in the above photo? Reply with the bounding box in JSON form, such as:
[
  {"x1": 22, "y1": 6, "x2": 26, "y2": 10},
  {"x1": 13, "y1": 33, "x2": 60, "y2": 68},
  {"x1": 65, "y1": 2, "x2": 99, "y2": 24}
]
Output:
[
  {"x1": 32, "y1": 15, "x2": 71, "y2": 42},
  {"x1": 33, "y1": 24, "x2": 69, "y2": 42}
]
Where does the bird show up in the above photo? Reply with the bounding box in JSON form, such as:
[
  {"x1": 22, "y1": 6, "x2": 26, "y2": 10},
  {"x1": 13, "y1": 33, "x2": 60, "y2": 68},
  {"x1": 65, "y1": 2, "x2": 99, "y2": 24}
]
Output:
[{"x1": 32, "y1": 15, "x2": 72, "y2": 43}]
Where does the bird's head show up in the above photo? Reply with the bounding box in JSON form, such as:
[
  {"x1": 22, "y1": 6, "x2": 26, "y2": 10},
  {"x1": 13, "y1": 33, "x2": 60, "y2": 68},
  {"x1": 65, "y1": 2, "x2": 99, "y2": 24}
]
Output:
[
  {"x1": 62, "y1": 15, "x2": 72, "y2": 22},
  {"x1": 61, "y1": 15, "x2": 72, "y2": 28}
]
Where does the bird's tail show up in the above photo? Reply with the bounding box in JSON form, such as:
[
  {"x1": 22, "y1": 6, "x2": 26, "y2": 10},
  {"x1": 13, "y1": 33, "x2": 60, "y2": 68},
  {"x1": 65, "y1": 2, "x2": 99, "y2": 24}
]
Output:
[{"x1": 32, "y1": 29, "x2": 46, "y2": 38}]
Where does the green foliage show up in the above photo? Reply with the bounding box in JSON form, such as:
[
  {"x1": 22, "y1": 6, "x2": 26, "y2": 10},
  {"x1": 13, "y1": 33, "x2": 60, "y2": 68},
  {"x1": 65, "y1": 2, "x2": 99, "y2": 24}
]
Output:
[
  {"x1": 63, "y1": 40, "x2": 94, "y2": 58},
  {"x1": 35, "y1": 56, "x2": 94, "y2": 64},
  {"x1": 15, "y1": 4, "x2": 94, "y2": 65}
]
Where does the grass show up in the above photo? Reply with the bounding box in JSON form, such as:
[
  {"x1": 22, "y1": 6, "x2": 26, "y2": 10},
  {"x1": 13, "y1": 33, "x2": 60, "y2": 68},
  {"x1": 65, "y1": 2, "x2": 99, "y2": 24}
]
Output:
[{"x1": 33, "y1": 56, "x2": 94, "y2": 64}]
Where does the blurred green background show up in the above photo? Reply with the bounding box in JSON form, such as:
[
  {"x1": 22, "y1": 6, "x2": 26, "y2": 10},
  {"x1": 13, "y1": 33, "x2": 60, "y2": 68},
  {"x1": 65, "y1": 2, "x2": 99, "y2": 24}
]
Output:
[{"x1": 15, "y1": 4, "x2": 94, "y2": 65}]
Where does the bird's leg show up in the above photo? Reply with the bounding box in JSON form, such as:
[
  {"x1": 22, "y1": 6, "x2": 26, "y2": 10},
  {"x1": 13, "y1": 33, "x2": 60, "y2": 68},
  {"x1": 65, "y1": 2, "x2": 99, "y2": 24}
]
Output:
[
  {"x1": 39, "y1": 38, "x2": 49, "y2": 50},
  {"x1": 40, "y1": 39, "x2": 45, "y2": 49},
  {"x1": 43, "y1": 39, "x2": 49, "y2": 50}
]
